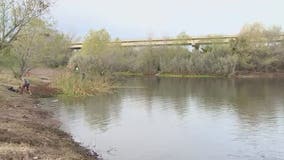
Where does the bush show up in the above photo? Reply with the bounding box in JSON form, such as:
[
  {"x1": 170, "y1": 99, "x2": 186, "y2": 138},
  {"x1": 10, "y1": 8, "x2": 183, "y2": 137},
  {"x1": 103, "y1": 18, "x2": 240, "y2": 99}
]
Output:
[
  {"x1": 189, "y1": 46, "x2": 238, "y2": 75},
  {"x1": 69, "y1": 24, "x2": 284, "y2": 78}
]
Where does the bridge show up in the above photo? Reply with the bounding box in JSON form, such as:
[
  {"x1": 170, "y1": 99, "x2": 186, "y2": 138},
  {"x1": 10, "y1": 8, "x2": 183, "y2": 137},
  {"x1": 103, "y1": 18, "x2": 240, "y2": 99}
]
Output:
[{"x1": 70, "y1": 34, "x2": 284, "y2": 50}]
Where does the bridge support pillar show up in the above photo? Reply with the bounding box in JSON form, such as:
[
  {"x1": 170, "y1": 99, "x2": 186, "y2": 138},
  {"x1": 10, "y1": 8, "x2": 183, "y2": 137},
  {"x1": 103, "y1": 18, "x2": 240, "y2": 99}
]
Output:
[{"x1": 193, "y1": 44, "x2": 200, "y2": 50}]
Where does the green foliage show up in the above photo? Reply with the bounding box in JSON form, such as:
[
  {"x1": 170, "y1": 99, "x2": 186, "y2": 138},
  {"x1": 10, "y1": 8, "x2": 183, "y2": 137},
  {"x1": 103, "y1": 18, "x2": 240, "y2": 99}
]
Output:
[
  {"x1": 70, "y1": 23, "x2": 283, "y2": 77},
  {"x1": 8, "y1": 18, "x2": 72, "y2": 78},
  {"x1": 189, "y1": 46, "x2": 238, "y2": 75},
  {"x1": 135, "y1": 47, "x2": 161, "y2": 74},
  {"x1": 0, "y1": 0, "x2": 51, "y2": 50},
  {"x1": 0, "y1": 49, "x2": 16, "y2": 68},
  {"x1": 81, "y1": 29, "x2": 111, "y2": 55},
  {"x1": 177, "y1": 32, "x2": 190, "y2": 39},
  {"x1": 70, "y1": 44, "x2": 238, "y2": 76},
  {"x1": 68, "y1": 53, "x2": 97, "y2": 73},
  {"x1": 230, "y1": 22, "x2": 284, "y2": 72}
]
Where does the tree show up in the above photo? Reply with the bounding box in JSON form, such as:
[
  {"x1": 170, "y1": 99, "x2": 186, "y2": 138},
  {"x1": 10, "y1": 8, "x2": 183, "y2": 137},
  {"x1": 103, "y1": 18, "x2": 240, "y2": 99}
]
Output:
[
  {"x1": 176, "y1": 32, "x2": 191, "y2": 45},
  {"x1": 10, "y1": 18, "x2": 71, "y2": 78},
  {"x1": 82, "y1": 29, "x2": 111, "y2": 55},
  {"x1": 0, "y1": 0, "x2": 51, "y2": 51},
  {"x1": 230, "y1": 22, "x2": 283, "y2": 72},
  {"x1": 177, "y1": 32, "x2": 190, "y2": 39}
]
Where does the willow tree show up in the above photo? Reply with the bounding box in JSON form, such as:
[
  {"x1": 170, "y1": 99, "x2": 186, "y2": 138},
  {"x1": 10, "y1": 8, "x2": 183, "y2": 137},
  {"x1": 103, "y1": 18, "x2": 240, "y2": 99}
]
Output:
[{"x1": 0, "y1": 0, "x2": 51, "y2": 51}]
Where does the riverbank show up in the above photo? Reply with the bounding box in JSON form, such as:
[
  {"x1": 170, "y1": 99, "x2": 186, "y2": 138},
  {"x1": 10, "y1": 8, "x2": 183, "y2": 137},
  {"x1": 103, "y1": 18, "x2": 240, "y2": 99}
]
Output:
[
  {"x1": 115, "y1": 71, "x2": 284, "y2": 78},
  {"x1": 0, "y1": 85, "x2": 98, "y2": 160},
  {"x1": 232, "y1": 71, "x2": 284, "y2": 78},
  {"x1": 47, "y1": 77, "x2": 284, "y2": 160},
  {"x1": 1, "y1": 68, "x2": 283, "y2": 159}
]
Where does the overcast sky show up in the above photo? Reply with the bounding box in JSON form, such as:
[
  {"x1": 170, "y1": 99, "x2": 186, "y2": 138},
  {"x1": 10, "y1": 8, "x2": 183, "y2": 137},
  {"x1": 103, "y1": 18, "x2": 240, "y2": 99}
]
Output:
[{"x1": 51, "y1": 0, "x2": 284, "y2": 40}]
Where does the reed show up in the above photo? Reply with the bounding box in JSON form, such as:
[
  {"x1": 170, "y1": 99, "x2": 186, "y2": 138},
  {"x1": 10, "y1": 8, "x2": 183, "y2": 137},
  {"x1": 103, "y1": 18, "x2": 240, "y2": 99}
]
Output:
[{"x1": 55, "y1": 72, "x2": 114, "y2": 97}]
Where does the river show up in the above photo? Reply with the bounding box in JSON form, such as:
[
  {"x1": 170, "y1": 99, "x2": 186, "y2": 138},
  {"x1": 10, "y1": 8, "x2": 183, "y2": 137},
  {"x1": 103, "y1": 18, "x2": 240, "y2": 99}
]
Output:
[{"x1": 44, "y1": 77, "x2": 284, "y2": 160}]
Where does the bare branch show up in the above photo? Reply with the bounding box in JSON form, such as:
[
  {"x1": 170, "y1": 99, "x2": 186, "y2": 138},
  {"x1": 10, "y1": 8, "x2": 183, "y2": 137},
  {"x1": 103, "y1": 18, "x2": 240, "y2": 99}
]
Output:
[{"x1": 0, "y1": 0, "x2": 51, "y2": 50}]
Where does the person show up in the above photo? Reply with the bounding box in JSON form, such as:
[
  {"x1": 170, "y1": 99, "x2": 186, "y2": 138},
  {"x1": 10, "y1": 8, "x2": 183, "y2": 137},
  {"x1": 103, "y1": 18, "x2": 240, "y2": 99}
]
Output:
[{"x1": 20, "y1": 78, "x2": 32, "y2": 95}]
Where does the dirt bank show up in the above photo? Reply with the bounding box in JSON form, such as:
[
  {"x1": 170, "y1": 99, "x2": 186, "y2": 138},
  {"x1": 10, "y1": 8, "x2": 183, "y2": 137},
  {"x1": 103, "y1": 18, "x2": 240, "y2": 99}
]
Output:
[
  {"x1": 0, "y1": 68, "x2": 98, "y2": 160},
  {"x1": 0, "y1": 86, "x2": 98, "y2": 160}
]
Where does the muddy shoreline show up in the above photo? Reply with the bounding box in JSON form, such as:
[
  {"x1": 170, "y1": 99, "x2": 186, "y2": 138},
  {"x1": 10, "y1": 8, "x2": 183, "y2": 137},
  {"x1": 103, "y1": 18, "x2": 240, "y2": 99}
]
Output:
[{"x1": 0, "y1": 85, "x2": 98, "y2": 160}]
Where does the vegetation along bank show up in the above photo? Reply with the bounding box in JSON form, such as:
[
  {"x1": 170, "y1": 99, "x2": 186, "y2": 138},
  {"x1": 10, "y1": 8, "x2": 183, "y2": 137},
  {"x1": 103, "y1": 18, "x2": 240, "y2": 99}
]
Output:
[{"x1": 0, "y1": 0, "x2": 284, "y2": 159}]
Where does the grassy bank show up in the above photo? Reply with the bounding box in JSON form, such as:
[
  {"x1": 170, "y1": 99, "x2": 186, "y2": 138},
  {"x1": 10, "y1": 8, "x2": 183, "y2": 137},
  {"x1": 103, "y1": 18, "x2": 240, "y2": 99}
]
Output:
[
  {"x1": 0, "y1": 69, "x2": 98, "y2": 159},
  {"x1": 115, "y1": 72, "x2": 219, "y2": 78},
  {"x1": 157, "y1": 73, "x2": 219, "y2": 78},
  {"x1": 55, "y1": 72, "x2": 114, "y2": 97},
  {"x1": 115, "y1": 71, "x2": 284, "y2": 78}
]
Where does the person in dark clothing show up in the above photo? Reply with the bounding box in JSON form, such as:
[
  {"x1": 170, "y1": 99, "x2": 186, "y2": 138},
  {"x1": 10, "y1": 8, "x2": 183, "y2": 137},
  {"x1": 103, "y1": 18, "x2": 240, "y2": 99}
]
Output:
[{"x1": 20, "y1": 78, "x2": 32, "y2": 95}]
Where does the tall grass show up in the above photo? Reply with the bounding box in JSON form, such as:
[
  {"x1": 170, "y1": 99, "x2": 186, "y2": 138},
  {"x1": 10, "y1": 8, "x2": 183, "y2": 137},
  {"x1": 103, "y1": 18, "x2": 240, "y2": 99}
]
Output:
[
  {"x1": 0, "y1": 69, "x2": 21, "y2": 85},
  {"x1": 55, "y1": 72, "x2": 114, "y2": 97}
]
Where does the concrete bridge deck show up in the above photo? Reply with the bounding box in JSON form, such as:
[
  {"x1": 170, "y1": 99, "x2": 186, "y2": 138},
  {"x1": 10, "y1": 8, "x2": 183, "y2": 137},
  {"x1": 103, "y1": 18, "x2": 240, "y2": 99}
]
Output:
[{"x1": 70, "y1": 35, "x2": 284, "y2": 50}]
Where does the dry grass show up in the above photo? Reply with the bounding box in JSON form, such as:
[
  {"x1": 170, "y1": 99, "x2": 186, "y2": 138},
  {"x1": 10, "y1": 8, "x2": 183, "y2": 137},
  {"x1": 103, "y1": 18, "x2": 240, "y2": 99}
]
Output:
[
  {"x1": 55, "y1": 72, "x2": 114, "y2": 97},
  {"x1": 0, "y1": 70, "x2": 21, "y2": 86}
]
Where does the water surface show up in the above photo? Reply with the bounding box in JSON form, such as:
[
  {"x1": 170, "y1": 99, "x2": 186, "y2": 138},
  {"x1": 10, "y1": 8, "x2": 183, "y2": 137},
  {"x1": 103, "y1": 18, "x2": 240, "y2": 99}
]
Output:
[{"x1": 46, "y1": 78, "x2": 284, "y2": 160}]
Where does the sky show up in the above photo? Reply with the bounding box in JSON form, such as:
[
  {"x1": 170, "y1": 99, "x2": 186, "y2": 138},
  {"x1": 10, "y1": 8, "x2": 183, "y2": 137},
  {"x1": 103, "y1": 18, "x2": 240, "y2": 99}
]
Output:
[{"x1": 51, "y1": 0, "x2": 284, "y2": 40}]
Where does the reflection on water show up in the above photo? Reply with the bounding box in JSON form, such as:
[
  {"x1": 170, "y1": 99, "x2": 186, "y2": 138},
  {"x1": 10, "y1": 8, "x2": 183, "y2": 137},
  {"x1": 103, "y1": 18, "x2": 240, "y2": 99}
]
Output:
[{"x1": 47, "y1": 77, "x2": 284, "y2": 160}]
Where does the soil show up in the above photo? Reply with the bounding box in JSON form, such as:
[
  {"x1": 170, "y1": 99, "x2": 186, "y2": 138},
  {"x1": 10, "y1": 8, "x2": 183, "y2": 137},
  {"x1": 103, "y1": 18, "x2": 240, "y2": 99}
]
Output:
[{"x1": 0, "y1": 68, "x2": 98, "y2": 160}]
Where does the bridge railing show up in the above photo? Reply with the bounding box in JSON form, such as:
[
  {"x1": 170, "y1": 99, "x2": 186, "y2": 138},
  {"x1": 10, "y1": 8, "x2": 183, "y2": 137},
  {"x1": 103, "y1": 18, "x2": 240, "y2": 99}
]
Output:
[{"x1": 70, "y1": 34, "x2": 284, "y2": 49}]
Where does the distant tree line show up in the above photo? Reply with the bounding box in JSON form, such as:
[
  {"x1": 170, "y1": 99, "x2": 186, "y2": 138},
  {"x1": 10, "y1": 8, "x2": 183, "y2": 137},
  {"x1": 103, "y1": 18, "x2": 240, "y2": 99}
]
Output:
[
  {"x1": 1, "y1": 1, "x2": 283, "y2": 79},
  {"x1": 69, "y1": 23, "x2": 284, "y2": 76}
]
